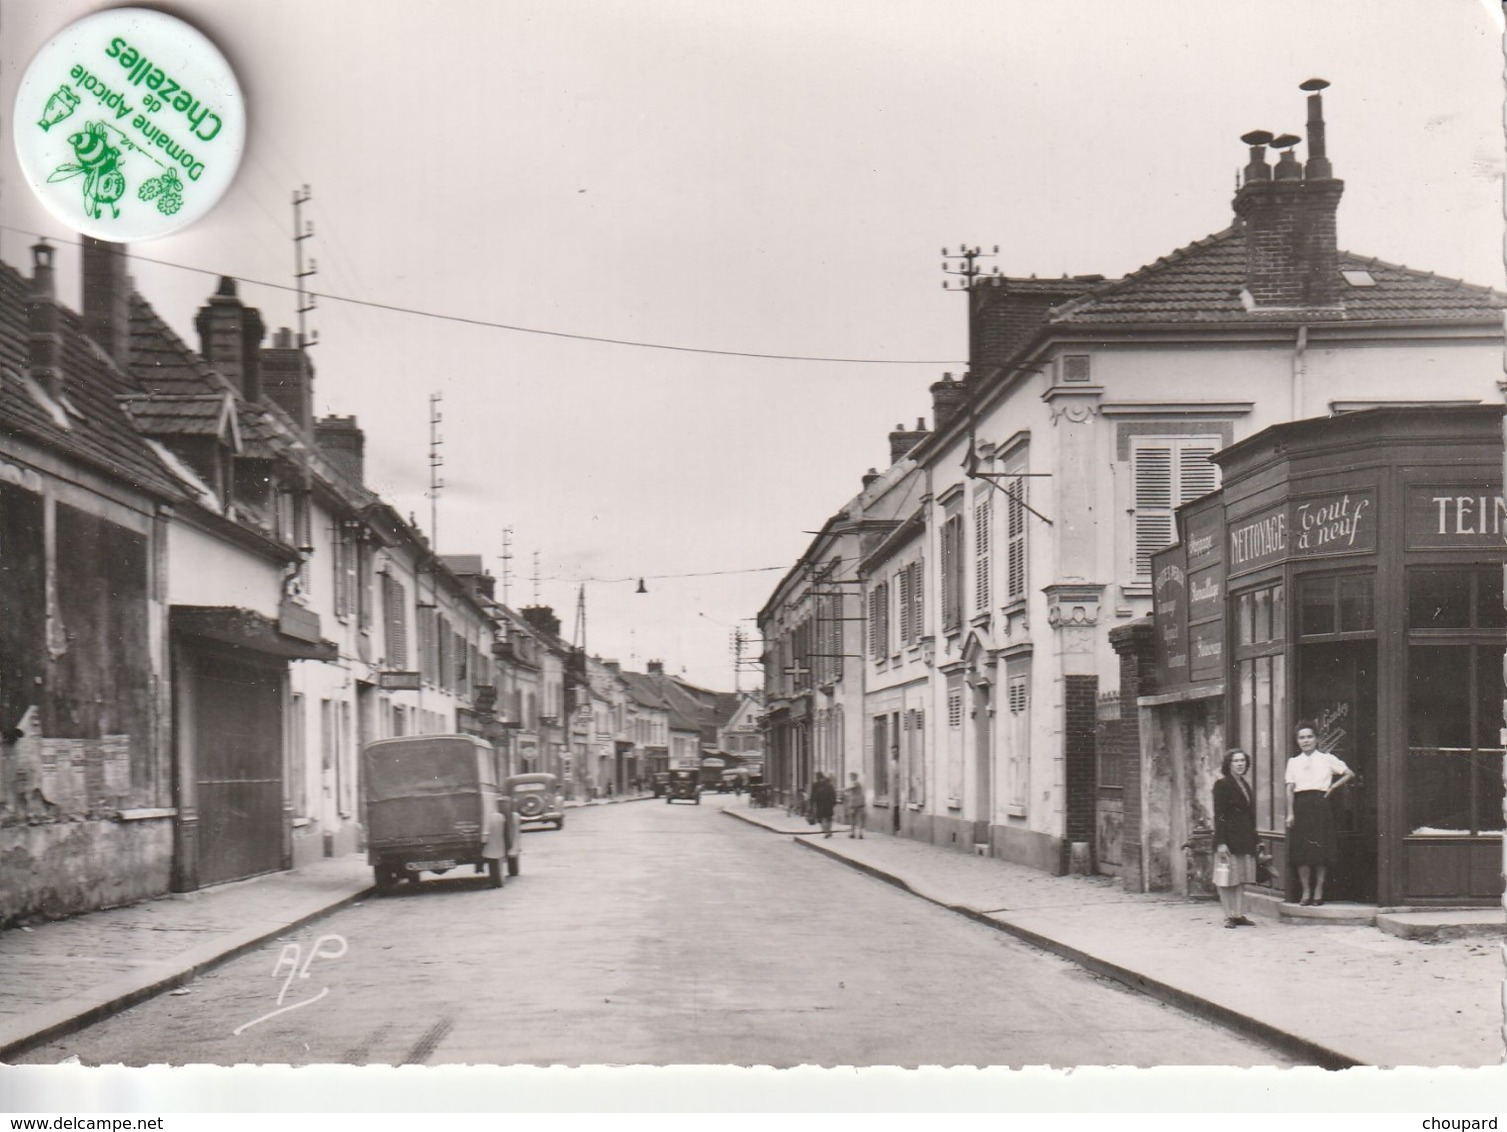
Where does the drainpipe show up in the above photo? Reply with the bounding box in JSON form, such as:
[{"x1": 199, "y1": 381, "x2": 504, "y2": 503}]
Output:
[{"x1": 1292, "y1": 325, "x2": 1308, "y2": 418}]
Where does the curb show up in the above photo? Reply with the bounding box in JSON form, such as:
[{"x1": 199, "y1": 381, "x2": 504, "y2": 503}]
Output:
[
  {"x1": 793, "y1": 837, "x2": 1360, "y2": 1070},
  {"x1": 0, "y1": 881, "x2": 373, "y2": 1061}
]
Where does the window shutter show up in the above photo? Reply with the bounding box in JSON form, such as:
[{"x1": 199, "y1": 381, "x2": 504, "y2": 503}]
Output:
[
  {"x1": 1006, "y1": 476, "x2": 1027, "y2": 602},
  {"x1": 1132, "y1": 438, "x2": 1222, "y2": 580},
  {"x1": 1179, "y1": 443, "x2": 1220, "y2": 503},
  {"x1": 868, "y1": 588, "x2": 882, "y2": 659},
  {"x1": 974, "y1": 500, "x2": 991, "y2": 612},
  {"x1": 897, "y1": 567, "x2": 912, "y2": 645},
  {"x1": 910, "y1": 560, "x2": 925, "y2": 641},
  {"x1": 1133, "y1": 442, "x2": 1176, "y2": 580}
]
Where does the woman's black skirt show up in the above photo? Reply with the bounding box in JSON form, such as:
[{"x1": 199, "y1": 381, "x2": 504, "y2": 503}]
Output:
[{"x1": 1289, "y1": 790, "x2": 1337, "y2": 867}]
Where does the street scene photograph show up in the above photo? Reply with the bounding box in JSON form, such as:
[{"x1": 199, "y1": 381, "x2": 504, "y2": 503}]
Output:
[{"x1": 1, "y1": 0, "x2": 1505, "y2": 1114}]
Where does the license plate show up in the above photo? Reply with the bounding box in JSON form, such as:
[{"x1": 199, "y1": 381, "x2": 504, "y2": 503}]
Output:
[{"x1": 405, "y1": 859, "x2": 456, "y2": 872}]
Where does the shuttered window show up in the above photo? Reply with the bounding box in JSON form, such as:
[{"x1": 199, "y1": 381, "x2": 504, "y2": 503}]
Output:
[
  {"x1": 868, "y1": 582, "x2": 889, "y2": 660},
  {"x1": 974, "y1": 499, "x2": 991, "y2": 613},
  {"x1": 897, "y1": 566, "x2": 912, "y2": 646},
  {"x1": 941, "y1": 514, "x2": 963, "y2": 632},
  {"x1": 1004, "y1": 450, "x2": 1028, "y2": 603},
  {"x1": 1132, "y1": 437, "x2": 1220, "y2": 580},
  {"x1": 905, "y1": 560, "x2": 925, "y2": 644},
  {"x1": 381, "y1": 573, "x2": 408, "y2": 669}
]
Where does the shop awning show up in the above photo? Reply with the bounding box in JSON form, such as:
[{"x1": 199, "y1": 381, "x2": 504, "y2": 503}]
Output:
[{"x1": 171, "y1": 605, "x2": 338, "y2": 661}]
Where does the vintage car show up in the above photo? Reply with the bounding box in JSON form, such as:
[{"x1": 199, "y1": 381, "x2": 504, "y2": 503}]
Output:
[
  {"x1": 650, "y1": 771, "x2": 671, "y2": 797},
  {"x1": 363, "y1": 734, "x2": 521, "y2": 893},
  {"x1": 664, "y1": 767, "x2": 701, "y2": 804},
  {"x1": 505, "y1": 771, "x2": 566, "y2": 830}
]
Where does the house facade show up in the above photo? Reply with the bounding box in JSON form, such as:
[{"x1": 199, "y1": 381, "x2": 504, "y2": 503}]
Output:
[
  {"x1": 1, "y1": 237, "x2": 503, "y2": 923},
  {"x1": 764, "y1": 80, "x2": 1505, "y2": 890}
]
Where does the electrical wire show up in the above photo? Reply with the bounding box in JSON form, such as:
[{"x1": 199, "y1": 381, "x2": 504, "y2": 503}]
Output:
[
  {"x1": 541, "y1": 564, "x2": 789, "y2": 584},
  {"x1": 1, "y1": 223, "x2": 966, "y2": 366}
]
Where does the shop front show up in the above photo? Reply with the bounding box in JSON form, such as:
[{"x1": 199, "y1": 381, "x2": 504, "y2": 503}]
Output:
[{"x1": 1150, "y1": 407, "x2": 1504, "y2": 907}]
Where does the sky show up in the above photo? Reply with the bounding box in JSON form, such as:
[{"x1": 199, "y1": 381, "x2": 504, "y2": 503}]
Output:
[{"x1": 2, "y1": 0, "x2": 1503, "y2": 690}]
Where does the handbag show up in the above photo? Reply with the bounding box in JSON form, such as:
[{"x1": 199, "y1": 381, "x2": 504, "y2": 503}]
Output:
[{"x1": 1211, "y1": 846, "x2": 1233, "y2": 888}]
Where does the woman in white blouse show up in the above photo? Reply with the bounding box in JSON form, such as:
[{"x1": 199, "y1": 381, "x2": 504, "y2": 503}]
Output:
[{"x1": 1284, "y1": 722, "x2": 1356, "y2": 906}]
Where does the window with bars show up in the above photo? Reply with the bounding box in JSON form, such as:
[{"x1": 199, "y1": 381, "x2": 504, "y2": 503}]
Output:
[
  {"x1": 941, "y1": 513, "x2": 963, "y2": 632},
  {"x1": 1131, "y1": 437, "x2": 1221, "y2": 581},
  {"x1": 974, "y1": 499, "x2": 992, "y2": 613},
  {"x1": 381, "y1": 573, "x2": 408, "y2": 669}
]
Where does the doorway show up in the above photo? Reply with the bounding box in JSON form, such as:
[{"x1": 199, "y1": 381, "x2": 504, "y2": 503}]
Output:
[{"x1": 1296, "y1": 639, "x2": 1378, "y2": 902}]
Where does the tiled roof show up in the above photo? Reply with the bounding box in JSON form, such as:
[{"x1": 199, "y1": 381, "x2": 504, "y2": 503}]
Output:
[
  {"x1": 1048, "y1": 227, "x2": 1507, "y2": 326},
  {"x1": 119, "y1": 393, "x2": 235, "y2": 439},
  {"x1": 0, "y1": 261, "x2": 186, "y2": 501},
  {"x1": 128, "y1": 294, "x2": 225, "y2": 395}
]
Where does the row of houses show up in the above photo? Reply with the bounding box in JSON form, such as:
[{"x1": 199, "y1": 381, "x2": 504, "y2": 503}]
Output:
[
  {"x1": 0, "y1": 235, "x2": 758, "y2": 925},
  {"x1": 758, "y1": 80, "x2": 1507, "y2": 907}
]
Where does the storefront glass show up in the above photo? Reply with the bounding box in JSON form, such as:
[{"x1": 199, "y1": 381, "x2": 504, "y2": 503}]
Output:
[{"x1": 1406, "y1": 566, "x2": 1505, "y2": 837}]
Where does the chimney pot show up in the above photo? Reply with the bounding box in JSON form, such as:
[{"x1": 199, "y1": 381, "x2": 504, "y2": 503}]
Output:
[{"x1": 27, "y1": 242, "x2": 62, "y2": 400}]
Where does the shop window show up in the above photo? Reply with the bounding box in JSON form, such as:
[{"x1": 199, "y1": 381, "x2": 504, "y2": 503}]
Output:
[
  {"x1": 1234, "y1": 581, "x2": 1286, "y2": 832},
  {"x1": 1299, "y1": 573, "x2": 1373, "y2": 637},
  {"x1": 1408, "y1": 568, "x2": 1506, "y2": 631},
  {"x1": 1405, "y1": 566, "x2": 1506, "y2": 837}
]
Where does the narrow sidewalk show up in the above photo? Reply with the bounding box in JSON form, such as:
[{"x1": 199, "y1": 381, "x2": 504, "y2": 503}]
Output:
[{"x1": 725, "y1": 802, "x2": 1504, "y2": 1068}]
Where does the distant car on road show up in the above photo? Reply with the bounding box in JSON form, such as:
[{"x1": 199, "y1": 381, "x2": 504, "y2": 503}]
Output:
[
  {"x1": 506, "y1": 772, "x2": 565, "y2": 830},
  {"x1": 664, "y1": 767, "x2": 700, "y2": 804},
  {"x1": 363, "y1": 734, "x2": 521, "y2": 893}
]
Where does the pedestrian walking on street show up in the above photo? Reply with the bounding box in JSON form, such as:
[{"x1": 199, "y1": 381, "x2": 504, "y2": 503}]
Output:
[
  {"x1": 845, "y1": 772, "x2": 866, "y2": 839},
  {"x1": 1285, "y1": 722, "x2": 1356, "y2": 906},
  {"x1": 1212, "y1": 748, "x2": 1258, "y2": 928},
  {"x1": 809, "y1": 772, "x2": 838, "y2": 838}
]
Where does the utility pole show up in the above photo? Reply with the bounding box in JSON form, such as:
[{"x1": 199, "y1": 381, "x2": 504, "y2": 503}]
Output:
[
  {"x1": 292, "y1": 186, "x2": 318, "y2": 349},
  {"x1": 427, "y1": 393, "x2": 444, "y2": 552},
  {"x1": 531, "y1": 551, "x2": 541, "y2": 606},
  {"x1": 940, "y1": 243, "x2": 1001, "y2": 291}
]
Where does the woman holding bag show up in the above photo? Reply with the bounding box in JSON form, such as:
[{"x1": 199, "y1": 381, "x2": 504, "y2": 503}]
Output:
[{"x1": 1212, "y1": 748, "x2": 1259, "y2": 928}]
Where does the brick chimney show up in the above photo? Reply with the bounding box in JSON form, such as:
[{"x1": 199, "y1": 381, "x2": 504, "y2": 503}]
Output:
[
  {"x1": 930, "y1": 372, "x2": 969, "y2": 430},
  {"x1": 27, "y1": 242, "x2": 62, "y2": 400},
  {"x1": 315, "y1": 414, "x2": 365, "y2": 486},
  {"x1": 261, "y1": 327, "x2": 315, "y2": 434},
  {"x1": 969, "y1": 276, "x2": 1103, "y2": 368},
  {"x1": 888, "y1": 417, "x2": 929, "y2": 464},
  {"x1": 647, "y1": 660, "x2": 664, "y2": 676},
  {"x1": 195, "y1": 277, "x2": 265, "y2": 399},
  {"x1": 81, "y1": 237, "x2": 131, "y2": 371},
  {"x1": 1233, "y1": 79, "x2": 1344, "y2": 309},
  {"x1": 521, "y1": 605, "x2": 561, "y2": 637},
  {"x1": 861, "y1": 467, "x2": 880, "y2": 488}
]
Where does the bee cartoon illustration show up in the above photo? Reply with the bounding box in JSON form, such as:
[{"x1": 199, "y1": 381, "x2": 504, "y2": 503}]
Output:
[
  {"x1": 47, "y1": 121, "x2": 127, "y2": 220},
  {"x1": 37, "y1": 85, "x2": 81, "y2": 132}
]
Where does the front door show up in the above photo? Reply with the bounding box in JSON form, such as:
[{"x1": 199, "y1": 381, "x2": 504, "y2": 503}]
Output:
[
  {"x1": 191, "y1": 651, "x2": 285, "y2": 885},
  {"x1": 1296, "y1": 640, "x2": 1378, "y2": 902}
]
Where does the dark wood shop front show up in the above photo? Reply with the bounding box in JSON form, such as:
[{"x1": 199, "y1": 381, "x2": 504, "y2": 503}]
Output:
[{"x1": 1152, "y1": 407, "x2": 1505, "y2": 907}]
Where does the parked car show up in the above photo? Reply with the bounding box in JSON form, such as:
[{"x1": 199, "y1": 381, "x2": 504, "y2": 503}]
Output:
[
  {"x1": 664, "y1": 767, "x2": 700, "y2": 804},
  {"x1": 651, "y1": 771, "x2": 671, "y2": 798},
  {"x1": 363, "y1": 734, "x2": 520, "y2": 894},
  {"x1": 505, "y1": 771, "x2": 565, "y2": 830}
]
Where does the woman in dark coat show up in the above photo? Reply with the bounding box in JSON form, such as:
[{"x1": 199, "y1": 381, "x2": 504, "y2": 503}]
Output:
[
  {"x1": 809, "y1": 772, "x2": 838, "y2": 839},
  {"x1": 1212, "y1": 748, "x2": 1259, "y2": 928}
]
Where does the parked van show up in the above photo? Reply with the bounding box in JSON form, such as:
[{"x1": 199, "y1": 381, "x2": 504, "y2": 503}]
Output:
[{"x1": 363, "y1": 734, "x2": 521, "y2": 893}]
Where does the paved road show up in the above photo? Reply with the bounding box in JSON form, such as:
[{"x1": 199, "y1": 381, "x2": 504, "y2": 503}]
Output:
[{"x1": 15, "y1": 796, "x2": 1291, "y2": 1067}]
